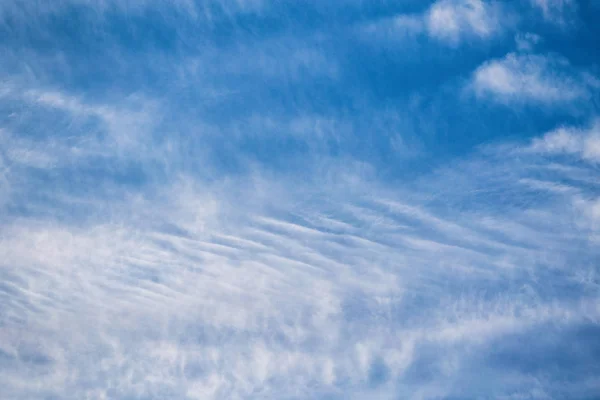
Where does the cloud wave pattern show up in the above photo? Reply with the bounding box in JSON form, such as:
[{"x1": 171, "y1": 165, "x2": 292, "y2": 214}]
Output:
[{"x1": 1, "y1": 1, "x2": 600, "y2": 399}]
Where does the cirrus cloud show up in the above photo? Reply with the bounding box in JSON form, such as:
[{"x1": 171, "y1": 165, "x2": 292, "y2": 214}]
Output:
[{"x1": 471, "y1": 52, "x2": 595, "y2": 105}]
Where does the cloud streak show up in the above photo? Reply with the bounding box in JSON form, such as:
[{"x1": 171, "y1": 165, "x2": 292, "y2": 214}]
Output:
[
  {"x1": 2, "y1": 119, "x2": 600, "y2": 398},
  {"x1": 1, "y1": 1, "x2": 600, "y2": 399}
]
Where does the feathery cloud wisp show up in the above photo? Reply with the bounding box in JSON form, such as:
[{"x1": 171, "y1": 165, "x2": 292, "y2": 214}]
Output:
[
  {"x1": 471, "y1": 53, "x2": 592, "y2": 104},
  {"x1": 530, "y1": 0, "x2": 577, "y2": 24},
  {"x1": 2, "y1": 0, "x2": 600, "y2": 399}
]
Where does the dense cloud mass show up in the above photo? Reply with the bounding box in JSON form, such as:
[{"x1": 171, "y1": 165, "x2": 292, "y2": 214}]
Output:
[{"x1": 1, "y1": 1, "x2": 599, "y2": 399}]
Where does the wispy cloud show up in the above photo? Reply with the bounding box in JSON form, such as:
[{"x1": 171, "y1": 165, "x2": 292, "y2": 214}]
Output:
[
  {"x1": 514, "y1": 32, "x2": 542, "y2": 52},
  {"x1": 2, "y1": 1, "x2": 600, "y2": 399},
  {"x1": 471, "y1": 52, "x2": 594, "y2": 105},
  {"x1": 2, "y1": 120, "x2": 600, "y2": 398},
  {"x1": 530, "y1": 0, "x2": 577, "y2": 24},
  {"x1": 426, "y1": 0, "x2": 504, "y2": 44},
  {"x1": 530, "y1": 119, "x2": 600, "y2": 162}
]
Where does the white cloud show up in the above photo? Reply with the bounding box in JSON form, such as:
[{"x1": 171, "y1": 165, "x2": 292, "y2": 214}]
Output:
[
  {"x1": 530, "y1": 119, "x2": 600, "y2": 162},
  {"x1": 24, "y1": 89, "x2": 158, "y2": 150},
  {"x1": 515, "y1": 32, "x2": 542, "y2": 52},
  {"x1": 0, "y1": 84, "x2": 164, "y2": 170},
  {"x1": 472, "y1": 53, "x2": 590, "y2": 104},
  {"x1": 573, "y1": 196, "x2": 600, "y2": 235},
  {"x1": 1, "y1": 142, "x2": 599, "y2": 398},
  {"x1": 1, "y1": 1, "x2": 599, "y2": 398},
  {"x1": 530, "y1": 0, "x2": 577, "y2": 24},
  {"x1": 2, "y1": 66, "x2": 599, "y2": 400},
  {"x1": 360, "y1": 14, "x2": 424, "y2": 42},
  {"x1": 426, "y1": 0, "x2": 503, "y2": 44},
  {"x1": 0, "y1": 0, "x2": 264, "y2": 22},
  {"x1": 360, "y1": 0, "x2": 506, "y2": 47}
]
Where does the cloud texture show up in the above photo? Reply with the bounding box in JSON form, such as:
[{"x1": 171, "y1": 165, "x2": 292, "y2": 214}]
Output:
[{"x1": 0, "y1": 1, "x2": 599, "y2": 399}]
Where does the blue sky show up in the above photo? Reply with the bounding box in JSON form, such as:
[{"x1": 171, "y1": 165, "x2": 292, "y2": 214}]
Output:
[{"x1": 1, "y1": 1, "x2": 600, "y2": 399}]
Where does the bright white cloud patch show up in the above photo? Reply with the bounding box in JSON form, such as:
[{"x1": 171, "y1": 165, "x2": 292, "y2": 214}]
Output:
[
  {"x1": 360, "y1": 0, "x2": 506, "y2": 47},
  {"x1": 530, "y1": 119, "x2": 600, "y2": 162},
  {"x1": 426, "y1": 0, "x2": 502, "y2": 44},
  {"x1": 472, "y1": 53, "x2": 590, "y2": 104}
]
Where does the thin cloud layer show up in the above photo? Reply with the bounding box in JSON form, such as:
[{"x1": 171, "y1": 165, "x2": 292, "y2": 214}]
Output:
[
  {"x1": 530, "y1": 0, "x2": 577, "y2": 24},
  {"x1": 1, "y1": 137, "x2": 599, "y2": 399},
  {"x1": 1, "y1": 1, "x2": 600, "y2": 399}
]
